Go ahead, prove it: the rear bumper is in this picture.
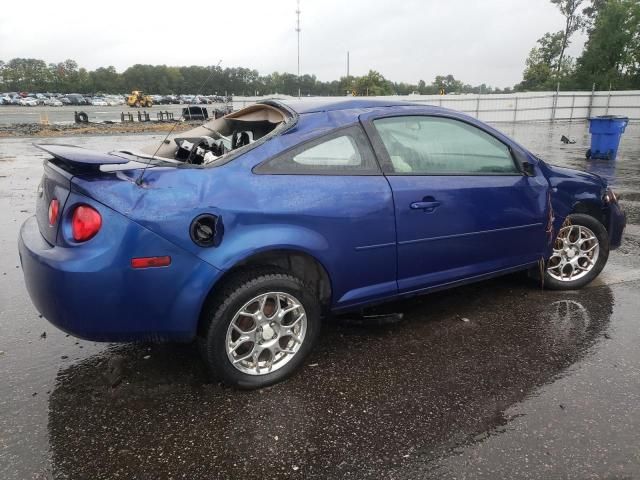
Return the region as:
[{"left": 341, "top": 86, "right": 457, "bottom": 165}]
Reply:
[
  {"left": 608, "top": 201, "right": 626, "bottom": 249},
  {"left": 19, "top": 214, "right": 222, "bottom": 342}
]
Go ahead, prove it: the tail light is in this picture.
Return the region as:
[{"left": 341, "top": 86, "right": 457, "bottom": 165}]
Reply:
[
  {"left": 131, "top": 256, "right": 172, "bottom": 269},
  {"left": 72, "top": 205, "right": 102, "bottom": 242},
  {"left": 48, "top": 199, "right": 59, "bottom": 225}
]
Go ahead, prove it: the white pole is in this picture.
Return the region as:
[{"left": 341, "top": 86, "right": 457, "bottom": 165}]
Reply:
[
  {"left": 347, "top": 51, "right": 350, "bottom": 79},
  {"left": 296, "top": 0, "right": 301, "bottom": 98}
]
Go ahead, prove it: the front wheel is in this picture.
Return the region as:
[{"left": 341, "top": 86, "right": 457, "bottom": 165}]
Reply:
[
  {"left": 544, "top": 213, "right": 609, "bottom": 290},
  {"left": 199, "top": 269, "right": 320, "bottom": 389}
]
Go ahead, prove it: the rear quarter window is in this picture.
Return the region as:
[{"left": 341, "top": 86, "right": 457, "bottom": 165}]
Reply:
[{"left": 255, "top": 126, "right": 380, "bottom": 175}]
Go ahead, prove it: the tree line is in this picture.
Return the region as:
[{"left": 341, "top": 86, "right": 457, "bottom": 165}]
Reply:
[
  {"left": 1, "top": 0, "right": 637, "bottom": 96},
  {"left": 0, "top": 59, "right": 509, "bottom": 97}
]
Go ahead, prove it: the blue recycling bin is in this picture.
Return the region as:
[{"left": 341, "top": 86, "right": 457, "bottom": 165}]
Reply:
[{"left": 587, "top": 115, "right": 629, "bottom": 160}]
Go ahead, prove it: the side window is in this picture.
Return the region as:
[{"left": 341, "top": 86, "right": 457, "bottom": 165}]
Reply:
[
  {"left": 373, "top": 116, "right": 518, "bottom": 175},
  {"left": 256, "top": 126, "right": 380, "bottom": 175},
  {"left": 293, "top": 136, "right": 361, "bottom": 167}
]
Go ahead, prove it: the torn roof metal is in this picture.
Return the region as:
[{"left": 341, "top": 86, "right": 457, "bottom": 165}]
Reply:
[{"left": 269, "top": 98, "right": 427, "bottom": 114}]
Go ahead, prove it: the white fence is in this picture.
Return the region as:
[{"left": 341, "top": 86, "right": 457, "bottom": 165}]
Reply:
[{"left": 231, "top": 90, "right": 640, "bottom": 123}]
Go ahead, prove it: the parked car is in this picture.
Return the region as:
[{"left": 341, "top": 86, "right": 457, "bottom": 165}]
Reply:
[
  {"left": 64, "top": 94, "right": 88, "bottom": 106},
  {"left": 104, "top": 95, "right": 124, "bottom": 106},
  {"left": 19, "top": 97, "right": 39, "bottom": 106},
  {"left": 33, "top": 93, "right": 48, "bottom": 105},
  {"left": 179, "top": 94, "right": 196, "bottom": 104},
  {"left": 91, "top": 97, "right": 108, "bottom": 106},
  {"left": 44, "top": 98, "right": 63, "bottom": 107},
  {"left": 194, "top": 95, "right": 212, "bottom": 104},
  {"left": 150, "top": 95, "right": 168, "bottom": 105},
  {"left": 18, "top": 99, "right": 626, "bottom": 389}
]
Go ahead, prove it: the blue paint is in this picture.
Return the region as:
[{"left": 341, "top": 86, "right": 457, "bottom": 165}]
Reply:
[
  {"left": 19, "top": 100, "right": 626, "bottom": 342},
  {"left": 35, "top": 144, "right": 130, "bottom": 166}
]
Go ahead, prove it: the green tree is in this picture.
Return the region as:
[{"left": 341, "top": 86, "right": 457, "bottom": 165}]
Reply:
[
  {"left": 50, "top": 59, "right": 83, "bottom": 93},
  {"left": 432, "top": 74, "right": 463, "bottom": 94},
  {"left": 353, "top": 70, "right": 393, "bottom": 96},
  {"left": 551, "top": 0, "right": 585, "bottom": 76},
  {"left": 582, "top": 0, "right": 608, "bottom": 32},
  {"left": 518, "top": 32, "right": 568, "bottom": 90},
  {"left": 2, "top": 58, "right": 53, "bottom": 91},
  {"left": 89, "top": 66, "right": 121, "bottom": 93},
  {"left": 574, "top": 0, "right": 640, "bottom": 89}
]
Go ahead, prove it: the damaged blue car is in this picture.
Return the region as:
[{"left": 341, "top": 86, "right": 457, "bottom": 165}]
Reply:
[{"left": 19, "top": 99, "right": 626, "bottom": 388}]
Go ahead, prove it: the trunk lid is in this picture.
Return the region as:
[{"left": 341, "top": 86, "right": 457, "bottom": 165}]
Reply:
[
  {"left": 34, "top": 144, "right": 130, "bottom": 245},
  {"left": 35, "top": 161, "right": 72, "bottom": 245}
]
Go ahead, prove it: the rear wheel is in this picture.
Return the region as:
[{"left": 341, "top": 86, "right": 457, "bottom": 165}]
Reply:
[
  {"left": 199, "top": 269, "right": 320, "bottom": 389},
  {"left": 544, "top": 213, "right": 609, "bottom": 290}
]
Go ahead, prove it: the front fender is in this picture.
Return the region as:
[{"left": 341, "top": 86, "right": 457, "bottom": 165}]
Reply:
[{"left": 540, "top": 162, "right": 606, "bottom": 224}]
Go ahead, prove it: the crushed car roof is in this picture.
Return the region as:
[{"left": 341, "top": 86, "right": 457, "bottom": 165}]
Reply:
[{"left": 270, "top": 98, "right": 427, "bottom": 114}]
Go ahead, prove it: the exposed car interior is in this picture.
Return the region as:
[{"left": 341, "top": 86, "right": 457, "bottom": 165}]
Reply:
[{"left": 138, "top": 103, "right": 290, "bottom": 165}]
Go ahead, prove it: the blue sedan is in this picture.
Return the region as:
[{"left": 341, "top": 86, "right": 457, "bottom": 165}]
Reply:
[{"left": 18, "top": 99, "right": 626, "bottom": 388}]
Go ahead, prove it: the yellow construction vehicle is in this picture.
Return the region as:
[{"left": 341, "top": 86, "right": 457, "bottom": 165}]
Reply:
[{"left": 126, "top": 90, "right": 153, "bottom": 108}]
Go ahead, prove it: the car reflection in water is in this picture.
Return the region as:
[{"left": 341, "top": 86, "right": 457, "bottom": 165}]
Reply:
[{"left": 47, "top": 277, "right": 614, "bottom": 479}]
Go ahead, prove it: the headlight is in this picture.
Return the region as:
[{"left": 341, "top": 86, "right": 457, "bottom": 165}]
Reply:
[{"left": 604, "top": 188, "right": 618, "bottom": 204}]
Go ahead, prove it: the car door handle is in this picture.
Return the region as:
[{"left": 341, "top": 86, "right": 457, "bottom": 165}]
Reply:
[{"left": 410, "top": 201, "right": 441, "bottom": 211}]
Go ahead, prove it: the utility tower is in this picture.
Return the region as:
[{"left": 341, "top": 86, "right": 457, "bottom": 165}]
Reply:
[
  {"left": 296, "top": 0, "right": 301, "bottom": 98},
  {"left": 347, "top": 51, "right": 350, "bottom": 78}
]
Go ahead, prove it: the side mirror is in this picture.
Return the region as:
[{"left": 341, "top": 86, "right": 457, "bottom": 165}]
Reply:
[
  {"left": 511, "top": 148, "right": 535, "bottom": 176},
  {"left": 521, "top": 161, "right": 535, "bottom": 176}
]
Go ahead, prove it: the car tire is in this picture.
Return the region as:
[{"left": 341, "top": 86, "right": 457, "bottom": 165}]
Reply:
[
  {"left": 199, "top": 268, "right": 321, "bottom": 389},
  {"left": 544, "top": 213, "right": 609, "bottom": 290}
]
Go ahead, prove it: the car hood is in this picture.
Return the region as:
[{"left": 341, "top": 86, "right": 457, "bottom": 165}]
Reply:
[{"left": 539, "top": 160, "right": 607, "bottom": 188}]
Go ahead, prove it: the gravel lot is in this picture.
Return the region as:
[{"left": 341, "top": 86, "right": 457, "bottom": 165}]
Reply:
[
  {"left": 0, "top": 104, "right": 228, "bottom": 127},
  {"left": 1, "top": 122, "right": 639, "bottom": 479}
]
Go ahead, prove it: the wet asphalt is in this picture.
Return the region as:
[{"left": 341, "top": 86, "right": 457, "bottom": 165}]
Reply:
[{"left": 1, "top": 123, "right": 640, "bottom": 479}]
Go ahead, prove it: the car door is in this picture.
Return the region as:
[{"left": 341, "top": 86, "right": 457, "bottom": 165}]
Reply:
[
  {"left": 253, "top": 124, "right": 398, "bottom": 308},
  {"left": 362, "top": 113, "right": 549, "bottom": 294}
]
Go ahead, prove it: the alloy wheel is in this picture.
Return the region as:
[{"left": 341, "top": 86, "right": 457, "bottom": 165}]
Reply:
[
  {"left": 547, "top": 224, "right": 600, "bottom": 282},
  {"left": 225, "top": 292, "right": 307, "bottom": 375}
]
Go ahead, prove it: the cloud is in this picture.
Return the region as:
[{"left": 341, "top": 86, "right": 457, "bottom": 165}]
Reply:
[{"left": 0, "top": 0, "right": 586, "bottom": 88}]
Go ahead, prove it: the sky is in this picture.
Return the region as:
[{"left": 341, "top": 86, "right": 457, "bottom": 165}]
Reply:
[{"left": 0, "top": 0, "right": 587, "bottom": 88}]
